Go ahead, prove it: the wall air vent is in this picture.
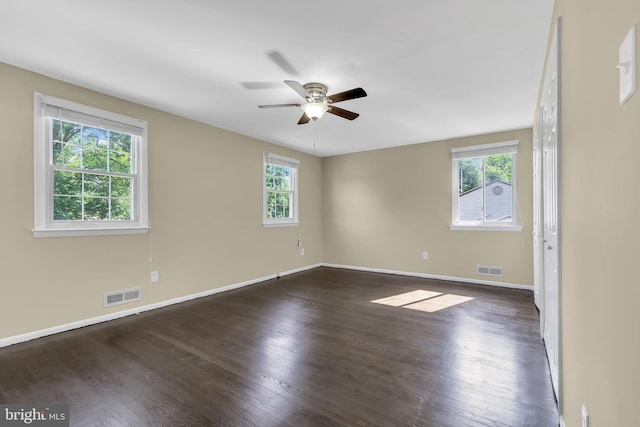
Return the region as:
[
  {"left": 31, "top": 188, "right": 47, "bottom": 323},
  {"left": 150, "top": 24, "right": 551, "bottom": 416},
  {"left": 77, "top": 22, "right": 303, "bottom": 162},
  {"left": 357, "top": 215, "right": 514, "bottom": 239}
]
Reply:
[
  {"left": 104, "top": 287, "right": 141, "bottom": 307},
  {"left": 476, "top": 265, "right": 504, "bottom": 277}
]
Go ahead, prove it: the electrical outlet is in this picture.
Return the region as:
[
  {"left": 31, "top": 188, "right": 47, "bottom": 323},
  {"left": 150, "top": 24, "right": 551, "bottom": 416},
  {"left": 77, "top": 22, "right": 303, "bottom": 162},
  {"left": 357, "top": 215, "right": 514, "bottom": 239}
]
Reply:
[
  {"left": 300, "top": 248, "right": 305, "bottom": 256},
  {"left": 150, "top": 271, "right": 159, "bottom": 283},
  {"left": 582, "top": 405, "right": 589, "bottom": 427},
  {"left": 422, "top": 251, "right": 429, "bottom": 260}
]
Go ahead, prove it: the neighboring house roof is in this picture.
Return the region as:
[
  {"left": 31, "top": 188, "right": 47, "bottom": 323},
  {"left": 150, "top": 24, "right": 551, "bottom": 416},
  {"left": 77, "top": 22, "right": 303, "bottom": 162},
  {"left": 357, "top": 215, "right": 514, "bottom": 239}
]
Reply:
[{"left": 459, "top": 180, "right": 512, "bottom": 221}]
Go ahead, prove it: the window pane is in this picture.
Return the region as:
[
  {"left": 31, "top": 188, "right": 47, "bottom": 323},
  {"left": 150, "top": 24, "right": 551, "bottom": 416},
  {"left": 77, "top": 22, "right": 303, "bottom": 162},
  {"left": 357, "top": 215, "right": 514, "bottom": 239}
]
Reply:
[
  {"left": 265, "top": 165, "right": 273, "bottom": 189},
  {"left": 266, "top": 164, "right": 291, "bottom": 191},
  {"left": 84, "top": 173, "right": 109, "bottom": 197},
  {"left": 458, "top": 158, "right": 482, "bottom": 194},
  {"left": 109, "top": 131, "right": 131, "bottom": 152},
  {"left": 279, "top": 170, "right": 292, "bottom": 191},
  {"left": 84, "top": 197, "right": 109, "bottom": 220},
  {"left": 82, "top": 125, "right": 108, "bottom": 148},
  {"left": 457, "top": 158, "right": 482, "bottom": 221},
  {"left": 111, "top": 177, "right": 131, "bottom": 198},
  {"left": 109, "top": 151, "right": 131, "bottom": 174},
  {"left": 485, "top": 154, "right": 512, "bottom": 184},
  {"left": 52, "top": 142, "right": 63, "bottom": 166},
  {"left": 53, "top": 171, "right": 82, "bottom": 196},
  {"left": 267, "top": 191, "right": 276, "bottom": 218},
  {"left": 111, "top": 198, "right": 132, "bottom": 220},
  {"left": 54, "top": 196, "right": 82, "bottom": 220},
  {"left": 277, "top": 192, "right": 291, "bottom": 218},
  {"left": 485, "top": 154, "right": 513, "bottom": 222},
  {"left": 267, "top": 190, "right": 292, "bottom": 219},
  {"left": 53, "top": 142, "right": 82, "bottom": 167},
  {"left": 52, "top": 120, "right": 81, "bottom": 143},
  {"left": 83, "top": 146, "right": 108, "bottom": 171}
]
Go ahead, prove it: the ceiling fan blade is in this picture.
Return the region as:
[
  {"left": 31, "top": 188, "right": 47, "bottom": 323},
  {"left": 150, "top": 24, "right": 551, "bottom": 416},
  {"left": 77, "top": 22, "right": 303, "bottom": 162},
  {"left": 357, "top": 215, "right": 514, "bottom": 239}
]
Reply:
[
  {"left": 267, "top": 50, "right": 299, "bottom": 76},
  {"left": 285, "top": 80, "right": 312, "bottom": 101},
  {"left": 242, "top": 82, "right": 284, "bottom": 90},
  {"left": 327, "top": 87, "right": 367, "bottom": 103},
  {"left": 258, "top": 103, "right": 302, "bottom": 108},
  {"left": 297, "top": 114, "right": 311, "bottom": 125},
  {"left": 327, "top": 105, "right": 360, "bottom": 120}
]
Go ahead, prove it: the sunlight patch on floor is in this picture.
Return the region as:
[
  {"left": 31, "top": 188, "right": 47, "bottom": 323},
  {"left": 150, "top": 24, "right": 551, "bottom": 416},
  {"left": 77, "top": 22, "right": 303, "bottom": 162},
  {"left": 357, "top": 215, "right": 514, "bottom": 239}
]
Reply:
[
  {"left": 404, "top": 293, "right": 474, "bottom": 313},
  {"left": 371, "top": 290, "right": 442, "bottom": 306},
  {"left": 371, "top": 290, "right": 474, "bottom": 313}
]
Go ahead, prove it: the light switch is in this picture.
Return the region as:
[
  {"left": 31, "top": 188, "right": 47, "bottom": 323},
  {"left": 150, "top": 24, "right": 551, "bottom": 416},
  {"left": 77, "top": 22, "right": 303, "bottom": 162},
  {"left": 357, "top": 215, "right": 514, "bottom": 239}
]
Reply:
[{"left": 619, "top": 26, "right": 636, "bottom": 105}]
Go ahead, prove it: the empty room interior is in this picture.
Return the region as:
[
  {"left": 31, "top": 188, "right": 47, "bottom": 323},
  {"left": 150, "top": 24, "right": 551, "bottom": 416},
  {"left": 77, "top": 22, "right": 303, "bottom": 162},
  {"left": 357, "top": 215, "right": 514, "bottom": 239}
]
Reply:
[{"left": 0, "top": 1, "right": 639, "bottom": 426}]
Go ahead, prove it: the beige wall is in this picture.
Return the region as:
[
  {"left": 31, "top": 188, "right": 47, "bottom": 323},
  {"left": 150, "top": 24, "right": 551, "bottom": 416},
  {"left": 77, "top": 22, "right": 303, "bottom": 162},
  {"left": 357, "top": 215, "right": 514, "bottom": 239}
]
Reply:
[
  {"left": 544, "top": 1, "right": 640, "bottom": 426},
  {"left": 0, "top": 62, "right": 322, "bottom": 339},
  {"left": 322, "top": 128, "right": 534, "bottom": 286}
]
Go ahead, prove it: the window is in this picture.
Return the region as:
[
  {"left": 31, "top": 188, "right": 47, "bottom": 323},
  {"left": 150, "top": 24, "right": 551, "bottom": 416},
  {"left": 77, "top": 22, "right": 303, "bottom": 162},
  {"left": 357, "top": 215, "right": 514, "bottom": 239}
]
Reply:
[
  {"left": 451, "top": 140, "right": 521, "bottom": 231},
  {"left": 263, "top": 152, "right": 299, "bottom": 226},
  {"left": 33, "top": 93, "right": 148, "bottom": 237}
]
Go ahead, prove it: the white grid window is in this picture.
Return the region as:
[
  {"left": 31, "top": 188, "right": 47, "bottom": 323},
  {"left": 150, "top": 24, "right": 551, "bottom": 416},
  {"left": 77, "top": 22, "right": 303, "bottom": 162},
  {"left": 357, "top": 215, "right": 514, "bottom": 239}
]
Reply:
[
  {"left": 33, "top": 93, "right": 148, "bottom": 237},
  {"left": 451, "top": 141, "right": 522, "bottom": 231},
  {"left": 263, "top": 152, "right": 299, "bottom": 227}
]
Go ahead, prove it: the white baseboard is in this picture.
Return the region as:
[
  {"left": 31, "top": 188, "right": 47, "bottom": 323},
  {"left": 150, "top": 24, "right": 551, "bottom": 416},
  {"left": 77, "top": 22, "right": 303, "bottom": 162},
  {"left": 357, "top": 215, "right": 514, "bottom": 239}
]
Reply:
[
  {"left": 0, "top": 263, "right": 322, "bottom": 349},
  {"left": 0, "top": 262, "right": 526, "bottom": 349},
  {"left": 278, "top": 263, "right": 322, "bottom": 278},
  {"left": 321, "top": 263, "right": 533, "bottom": 291}
]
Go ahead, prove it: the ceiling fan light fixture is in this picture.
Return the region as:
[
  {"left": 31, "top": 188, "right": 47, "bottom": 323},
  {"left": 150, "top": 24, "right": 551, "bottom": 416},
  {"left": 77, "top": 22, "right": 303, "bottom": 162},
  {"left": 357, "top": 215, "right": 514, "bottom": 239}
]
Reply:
[{"left": 301, "top": 103, "right": 328, "bottom": 121}]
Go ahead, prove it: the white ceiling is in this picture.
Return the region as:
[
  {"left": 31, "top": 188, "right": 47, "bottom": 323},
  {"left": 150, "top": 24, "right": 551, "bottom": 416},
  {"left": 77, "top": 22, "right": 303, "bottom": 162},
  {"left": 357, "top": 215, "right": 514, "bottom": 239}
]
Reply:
[{"left": 0, "top": 0, "right": 553, "bottom": 157}]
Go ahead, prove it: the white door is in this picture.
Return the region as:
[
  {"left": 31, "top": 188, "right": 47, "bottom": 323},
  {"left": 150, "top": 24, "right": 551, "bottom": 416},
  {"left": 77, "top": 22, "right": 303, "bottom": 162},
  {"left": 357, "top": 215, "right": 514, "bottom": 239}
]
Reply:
[{"left": 540, "top": 19, "right": 561, "bottom": 399}]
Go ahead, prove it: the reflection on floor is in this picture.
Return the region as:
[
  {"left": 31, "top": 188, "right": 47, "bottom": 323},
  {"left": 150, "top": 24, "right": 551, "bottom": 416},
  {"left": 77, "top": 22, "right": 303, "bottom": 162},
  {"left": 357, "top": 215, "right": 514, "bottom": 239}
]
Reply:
[{"left": 371, "top": 289, "right": 474, "bottom": 313}]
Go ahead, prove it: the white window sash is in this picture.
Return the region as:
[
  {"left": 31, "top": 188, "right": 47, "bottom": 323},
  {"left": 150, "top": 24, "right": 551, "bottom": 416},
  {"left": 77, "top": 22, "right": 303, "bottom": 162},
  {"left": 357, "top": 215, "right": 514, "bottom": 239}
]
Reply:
[{"left": 33, "top": 92, "right": 149, "bottom": 237}]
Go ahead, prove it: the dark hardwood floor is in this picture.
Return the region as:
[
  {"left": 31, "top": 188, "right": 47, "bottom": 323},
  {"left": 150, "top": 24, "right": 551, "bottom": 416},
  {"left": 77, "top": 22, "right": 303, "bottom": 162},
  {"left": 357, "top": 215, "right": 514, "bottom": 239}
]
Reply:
[{"left": 0, "top": 268, "right": 558, "bottom": 426}]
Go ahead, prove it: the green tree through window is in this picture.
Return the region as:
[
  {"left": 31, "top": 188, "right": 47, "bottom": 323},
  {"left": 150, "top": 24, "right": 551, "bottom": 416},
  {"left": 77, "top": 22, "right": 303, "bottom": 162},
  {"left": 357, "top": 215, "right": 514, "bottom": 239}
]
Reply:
[
  {"left": 458, "top": 153, "right": 512, "bottom": 194},
  {"left": 52, "top": 119, "right": 133, "bottom": 221},
  {"left": 265, "top": 164, "right": 292, "bottom": 219}
]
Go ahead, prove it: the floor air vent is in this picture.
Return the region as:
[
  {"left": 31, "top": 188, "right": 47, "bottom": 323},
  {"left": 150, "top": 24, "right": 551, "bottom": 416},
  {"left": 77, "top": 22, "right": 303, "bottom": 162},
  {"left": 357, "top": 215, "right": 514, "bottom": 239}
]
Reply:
[
  {"left": 104, "top": 288, "right": 141, "bottom": 307},
  {"left": 476, "top": 265, "right": 504, "bottom": 277}
]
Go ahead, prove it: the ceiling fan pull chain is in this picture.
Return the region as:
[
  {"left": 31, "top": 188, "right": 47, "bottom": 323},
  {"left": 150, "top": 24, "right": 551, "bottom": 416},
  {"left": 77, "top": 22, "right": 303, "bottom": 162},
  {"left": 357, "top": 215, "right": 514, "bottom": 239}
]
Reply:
[{"left": 313, "top": 125, "right": 317, "bottom": 153}]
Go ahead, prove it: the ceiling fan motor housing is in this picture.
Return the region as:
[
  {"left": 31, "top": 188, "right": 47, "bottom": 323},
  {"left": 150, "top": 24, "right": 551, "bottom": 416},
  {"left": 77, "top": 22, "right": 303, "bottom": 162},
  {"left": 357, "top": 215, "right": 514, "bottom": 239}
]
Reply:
[{"left": 303, "top": 83, "right": 328, "bottom": 102}]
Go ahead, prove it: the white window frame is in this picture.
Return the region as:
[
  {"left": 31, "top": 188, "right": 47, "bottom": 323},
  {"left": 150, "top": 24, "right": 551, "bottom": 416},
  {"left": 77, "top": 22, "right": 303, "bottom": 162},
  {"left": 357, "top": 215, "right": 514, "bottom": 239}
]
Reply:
[
  {"left": 450, "top": 140, "right": 522, "bottom": 232},
  {"left": 263, "top": 151, "right": 299, "bottom": 227},
  {"left": 33, "top": 93, "right": 149, "bottom": 237}
]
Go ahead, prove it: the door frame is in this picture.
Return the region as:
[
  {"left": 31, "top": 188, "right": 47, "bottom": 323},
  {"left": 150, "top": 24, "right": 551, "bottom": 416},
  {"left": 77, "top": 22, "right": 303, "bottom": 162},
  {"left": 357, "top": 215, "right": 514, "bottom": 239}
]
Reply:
[{"left": 533, "top": 108, "right": 544, "bottom": 324}]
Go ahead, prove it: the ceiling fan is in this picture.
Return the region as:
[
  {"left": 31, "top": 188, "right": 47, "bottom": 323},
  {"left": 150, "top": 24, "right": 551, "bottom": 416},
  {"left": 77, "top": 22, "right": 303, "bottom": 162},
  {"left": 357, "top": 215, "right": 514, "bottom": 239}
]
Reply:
[{"left": 258, "top": 80, "right": 367, "bottom": 125}]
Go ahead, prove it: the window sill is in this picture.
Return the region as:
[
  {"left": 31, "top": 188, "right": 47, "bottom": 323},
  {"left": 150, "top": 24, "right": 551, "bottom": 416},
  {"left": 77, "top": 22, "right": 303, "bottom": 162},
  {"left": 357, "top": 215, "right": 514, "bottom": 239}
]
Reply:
[
  {"left": 262, "top": 222, "right": 299, "bottom": 228},
  {"left": 33, "top": 227, "right": 150, "bottom": 238},
  {"left": 449, "top": 224, "right": 523, "bottom": 232}
]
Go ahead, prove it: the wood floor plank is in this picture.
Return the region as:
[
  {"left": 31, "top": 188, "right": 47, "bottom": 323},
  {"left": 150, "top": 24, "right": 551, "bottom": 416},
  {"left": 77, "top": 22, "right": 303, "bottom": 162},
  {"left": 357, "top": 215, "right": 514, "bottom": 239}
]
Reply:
[{"left": 0, "top": 267, "right": 557, "bottom": 426}]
